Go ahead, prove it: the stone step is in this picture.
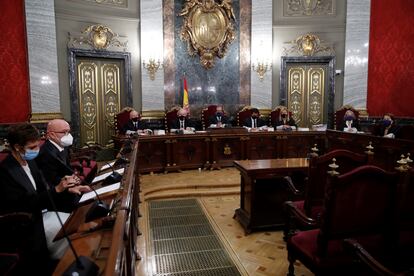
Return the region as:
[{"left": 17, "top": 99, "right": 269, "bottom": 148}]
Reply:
[
  {"left": 144, "top": 186, "right": 240, "bottom": 201},
  {"left": 143, "top": 182, "right": 240, "bottom": 197}
]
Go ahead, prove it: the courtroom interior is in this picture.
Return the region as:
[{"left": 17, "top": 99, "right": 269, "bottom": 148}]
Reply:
[{"left": 1, "top": 0, "right": 414, "bottom": 275}]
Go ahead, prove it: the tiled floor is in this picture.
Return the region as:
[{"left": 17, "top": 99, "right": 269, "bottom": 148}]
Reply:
[{"left": 136, "top": 169, "right": 314, "bottom": 276}]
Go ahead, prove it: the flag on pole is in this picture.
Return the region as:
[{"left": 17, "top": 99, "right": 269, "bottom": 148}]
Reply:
[{"left": 182, "top": 76, "right": 189, "bottom": 113}]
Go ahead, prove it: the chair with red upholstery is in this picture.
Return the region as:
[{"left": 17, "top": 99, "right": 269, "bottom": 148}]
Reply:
[
  {"left": 69, "top": 143, "right": 101, "bottom": 184},
  {"left": 201, "top": 105, "right": 218, "bottom": 130},
  {"left": 334, "top": 105, "right": 360, "bottom": 131},
  {"left": 269, "top": 105, "right": 293, "bottom": 127},
  {"left": 284, "top": 149, "right": 372, "bottom": 240},
  {"left": 115, "top": 107, "right": 135, "bottom": 134},
  {"left": 236, "top": 106, "right": 253, "bottom": 126},
  {"left": 287, "top": 165, "right": 400, "bottom": 276},
  {"left": 164, "top": 106, "right": 181, "bottom": 132}
]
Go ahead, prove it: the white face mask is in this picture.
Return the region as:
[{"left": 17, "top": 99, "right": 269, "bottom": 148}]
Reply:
[{"left": 60, "top": 133, "right": 73, "bottom": 147}]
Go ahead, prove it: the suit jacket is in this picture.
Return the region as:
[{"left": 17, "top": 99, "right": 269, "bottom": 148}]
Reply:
[
  {"left": 274, "top": 118, "right": 297, "bottom": 129},
  {"left": 0, "top": 154, "right": 63, "bottom": 274},
  {"left": 208, "top": 115, "right": 229, "bottom": 126},
  {"left": 243, "top": 117, "right": 266, "bottom": 128},
  {"left": 122, "top": 119, "right": 147, "bottom": 133},
  {"left": 36, "top": 140, "right": 78, "bottom": 211},
  {"left": 377, "top": 123, "right": 400, "bottom": 137},
  {"left": 171, "top": 118, "right": 195, "bottom": 130}
]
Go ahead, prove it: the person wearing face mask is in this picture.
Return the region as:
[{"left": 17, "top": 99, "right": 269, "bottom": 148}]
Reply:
[
  {"left": 243, "top": 108, "right": 267, "bottom": 130},
  {"left": 377, "top": 113, "right": 400, "bottom": 138},
  {"left": 209, "top": 106, "right": 229, "bottom": 128},
  {"left": 274, "top": 107, "right": 297, "bottom": 130},
  {"left": 171, "top": 108, "right": 195, "bottom": 132},
  {"left": 0, "top": 123, "right": 91, "bottom": 275},
  {"left": 122, "top": 110, "right": 147, "bottom": 134},
  {"left": 342, "top": 110, "right": 359, "bottom": 133}
]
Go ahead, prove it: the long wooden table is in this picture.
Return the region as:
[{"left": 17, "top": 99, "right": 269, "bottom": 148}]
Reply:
[
  {"left": 53, "top": 141, "right": 140, "bottom": 276},
  {"left": 233, "top": 158, "right": 309, "bottom": 234}
]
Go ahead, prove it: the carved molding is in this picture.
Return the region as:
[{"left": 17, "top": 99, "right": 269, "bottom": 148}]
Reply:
[
  {"left": 283, "top": 34, "right": 334, "bottom": 57},
  {"left": 69, "top": 0, "right": 127, "bottom": 8},
  {"left": 30, "top": 112, "right": 64, "bottom": 123},
  {"left": 179, "top": 0, "right": 236, "bottom": 69},
  {"left": 283, "top": 0, "right": 335, "bottom": 17},
  {"left": 68, "top": 24, "right": 128, "bottom": 51}
]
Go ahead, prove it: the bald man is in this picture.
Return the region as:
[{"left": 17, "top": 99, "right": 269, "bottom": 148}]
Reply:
[
  {"left": 35, "top": 119, "right": 81, "bottom": 211},
  {"left": 122, "top": 110, "right": 147, "bottom": 134},
  {"left": 171, "top": 108, "right": 195, "bottom": 132}
]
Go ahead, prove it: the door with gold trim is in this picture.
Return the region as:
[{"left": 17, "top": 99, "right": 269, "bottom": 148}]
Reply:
[
  {"left": 286, "top": 63, "right": 329, "bottom": 128},
  {"left": 76, "top": 57, "right": 124, "bottom": 145}
]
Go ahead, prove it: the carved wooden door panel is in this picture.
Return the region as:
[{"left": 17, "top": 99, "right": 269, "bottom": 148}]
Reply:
[
  {"left": 76, "top": 58, "right": 123, "bottom": 145},
  {"left": 286, "top": 63, "right": 328, "bottom": 127}
]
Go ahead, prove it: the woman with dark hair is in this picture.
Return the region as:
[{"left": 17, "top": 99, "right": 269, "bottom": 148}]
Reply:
[
  {"left": 0, "top": 123, "right": 90, "bottom": 275},
  {"left": 377, "top": 113, "right": 400, "bottom": 138}
]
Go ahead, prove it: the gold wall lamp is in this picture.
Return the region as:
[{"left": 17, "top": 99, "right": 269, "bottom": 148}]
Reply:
[
  {"left": 143, "top": 58, "right": 163, "bottom": 81},
  {"left": 252, "top": 61, "right": 272, "bottom": 81}
]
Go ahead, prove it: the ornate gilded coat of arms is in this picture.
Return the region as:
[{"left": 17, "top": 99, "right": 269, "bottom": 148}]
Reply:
[{"left": 179, "top": 0, "right": 236, "bottom": 69}]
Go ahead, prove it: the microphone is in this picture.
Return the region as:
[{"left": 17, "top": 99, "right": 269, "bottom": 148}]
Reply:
[
  {"left": 102, "top": 161, "right": 122, "bottom": 186},
  {"left": 84, "top": 184, "right": 110, "bottom": 223},
  {"left": 41, "top": 175, "right": 99, "bottom": 276}
]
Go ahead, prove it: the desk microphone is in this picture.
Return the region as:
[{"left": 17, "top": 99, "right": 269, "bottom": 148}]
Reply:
[
  {"left": 84, "top": 183, "right": 110, "bottom": 223},
  {"left": 102, "top": 161, "right": 122, "bottom": 186},
  {"left": 41, "top": 175, "right": 99, "bottom": 276}
]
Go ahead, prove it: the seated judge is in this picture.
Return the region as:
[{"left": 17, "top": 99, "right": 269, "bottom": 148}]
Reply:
[
  {"left": 0, "top": 123, "right": 90, "bottom": 274},
  {"left": 170, "top": 108, "right": 195, "bottom": 132},
  {"left": 342, "top": 110, "right": 359, "bottom": 133},
  {"left": 378, "top": 113, "right": 400, "bottom": 138},
  {"left": 209, "top": 106, "right": 229, "bottom": 128},
  {"left": 243, "top": 108, "right": 267, "bottom": 131},
  {"left": 274, "top": 107, "right": 297, "bottom": 130},
  {"left": 122, "top": 110, "right": 147, "bottom": 134}
]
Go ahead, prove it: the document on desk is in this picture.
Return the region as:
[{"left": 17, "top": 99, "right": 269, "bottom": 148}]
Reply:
[
  {"left": 91, "top": 168, "right": 125, "bottom": 184},
  {"left": 99, "top": 161, "right": 116, "bottom": 172},
  {"left": 79, "top": 182, "right": 121, "bottom": 203}
]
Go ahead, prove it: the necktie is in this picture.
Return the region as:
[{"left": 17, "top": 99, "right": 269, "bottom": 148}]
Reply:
[
  {"left": 253, "top": 119, "right": 256, "bottom": 128},
  {"left": 134, "top": 122, "right": 138, "bottom": 130},
  {"left": 180, "top": 120, "right": 184, "bottom": 129}
]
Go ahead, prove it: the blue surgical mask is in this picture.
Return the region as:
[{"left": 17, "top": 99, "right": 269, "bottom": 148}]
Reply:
[
  {"left": 383, "top": 119, "right": 392, "bottom": 127},
  {"left": 216, "top": 112, "right": 223, "bottom": 117},
  {"left": 20, "top": 149, "right": 40, "bottom": 160}
]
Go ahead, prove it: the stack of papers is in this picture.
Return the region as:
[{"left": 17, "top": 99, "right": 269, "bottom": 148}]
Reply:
[
  {"left": 91, "top": 168, "right": 125, "bottom": 184},
  {"left": 79, "top": 182, "right": 121, "bottom": 203}
]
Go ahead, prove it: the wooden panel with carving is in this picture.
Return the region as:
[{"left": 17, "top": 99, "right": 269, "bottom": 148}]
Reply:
[
  {"left": 307, "top": 67, "right": 324, "bottom": 126},
  {"left": 173, "top": 136, "right": 209, "bottom": 169},
  {"left": 288, "top": 67, "right": 305, "bottom": 126}
]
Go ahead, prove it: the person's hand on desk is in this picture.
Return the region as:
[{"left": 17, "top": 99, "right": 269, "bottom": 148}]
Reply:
[{"left": 68, "top": 185, "right": 91, "bottom": 195}]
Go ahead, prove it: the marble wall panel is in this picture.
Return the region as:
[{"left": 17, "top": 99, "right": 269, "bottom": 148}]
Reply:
[
  {"left": 25, "top": 0, "right": 61, "bottom": 113},
  {"left": 141, "top": 0, "right": 165, "bottom": 111},
  {"left": 343, "top": 0, "right": 371, "bottom": 109},
  {"left": 251, "top": 0, "right": 272, "bottom": 109},
  {"left": 172, "top": 0, "right": 241, "bottom": 118}
]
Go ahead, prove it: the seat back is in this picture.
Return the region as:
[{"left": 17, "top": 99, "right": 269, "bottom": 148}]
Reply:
[
  {"left": 236, "top": 106, "right": 253, "bottom": 126},
  {"left": 201, "top": 105, "right": 218, "bottom": 130},
  {"left": 304, "top": 149, "right": 369, "bottom": 216},
  {"left": 164, "top": 106, "right": 181, "bottom": 132},
  {"left": 115, "top": 107, "right": 135, "bottom": 134},
  {"left": 397, "top": 125, "right": 414, "bottom": 140},
  {"left": 318, "top": 165, "right": 398, "bottom": 254},
  {"left": 334, "top": 105, "right": 360, "bottom": 130}
]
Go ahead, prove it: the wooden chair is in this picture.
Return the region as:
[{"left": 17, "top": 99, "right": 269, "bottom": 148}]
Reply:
[
  {"left": 284, "top": 149, "right": 372, "bottom": 240},
  {"left": 201, "top": 105, "right": 218, "bottom": 130},
  {"left": 164, "top": 106, "right": 181, "bottom": 132},
  {"left": 334, "top": 105, "right": 360, "bottom": 131},
  {"left": 115, "top": 107, "right": 135, "bottom": 134},
  {"left": 236, "top": 106, "right": 253, "bottom": 126},
  {"left": 287, "top": 165, "right": 400, "bottom": 276}
]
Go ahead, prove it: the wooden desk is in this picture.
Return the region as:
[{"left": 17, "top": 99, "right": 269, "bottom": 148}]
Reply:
[
  {"left": 54, "top": 141, "right": 140, "bottom": 276},
  {"left": 233, "top": 158, "right": 309, "bottom": 234}
]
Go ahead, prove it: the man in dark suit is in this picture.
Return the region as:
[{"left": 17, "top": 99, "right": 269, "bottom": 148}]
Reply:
[
  {"left": 0, "top": 123, "right": 90, "bottom": 275},
  {"left": 243, "top": 108, "right": 267, "bottom": 129},
  {"left": 36, "top": 119, "right": 81, "bottom": 212},
  {"left": 208, "top": 106, "right": 229, "bottom": 128},
  {"left": 122, "top": 110, "right": 147, "bottom": 134},
  {"left": 171, "top": 108, "right": 195, "bottom": 132}
]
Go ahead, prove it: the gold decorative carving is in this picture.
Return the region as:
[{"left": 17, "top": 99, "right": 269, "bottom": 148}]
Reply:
[
  {"left": 307, "top": 67, "right": 324, "bottom": 125},
  {"left": 283, "top": 34, "right": 334, "bottom": 57},
  {"left": 288, "top": 68, "right": 305, "bottom": 126},
  {"left": 143, "top": 59, "right": 163, "bottom": 80},
  {"left": 68, "top": 25, "right": 128, "bottom": 51},
  {"left": 101, "top": 64, "right": 120, "bottom": 143},
  {"left": 283, "top": 0, "right": 335, "bottom": 16},
  {"left": 179, "top": 0, "right": 236, "bottom": 69},
  {"left": 223, "top": 143, "right": 232, "bottom": 155},
  {"left": 79, "top": 62, "right": 98, "bottom": 145},
  {"left": 142, "top": 110, "right": 165, "bottom": 120},
  {"left": 30, "top": 112, "right": 63, "bottom": 123},
  {"left": 70, "top": 0, "right": 127, "bottom": 8}
]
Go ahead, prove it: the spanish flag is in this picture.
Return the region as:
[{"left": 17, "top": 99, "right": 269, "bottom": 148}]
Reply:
[{"left": 183, "top": 77, "right": 189, "bottom": 112}]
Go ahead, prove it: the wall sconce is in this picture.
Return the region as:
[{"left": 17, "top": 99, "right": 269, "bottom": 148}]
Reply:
[
  {"left": 143, "top": 58, "right": 163, "bottom": 80},
  {"left": 252, "top": 61, "right": 272, "bottom": 81}
]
